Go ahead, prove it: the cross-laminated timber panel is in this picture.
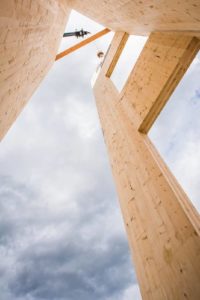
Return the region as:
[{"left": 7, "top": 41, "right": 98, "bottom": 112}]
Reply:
[
  {"left": 69, "top": 0, "right": 200, "bottom": 36},
  {"left": 93, "top": 32, "right": 200, "bottom": 299},
  {"left": 120, "top": 33, "right": 200, "bottom": 133},
  {"left": 0, "top": 0, "right": 70, "bottom": 140}
]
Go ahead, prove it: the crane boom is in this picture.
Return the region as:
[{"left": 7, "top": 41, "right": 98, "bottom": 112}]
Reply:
[{"left": 63, "top": 29, "right": 90, "bottom": 38}]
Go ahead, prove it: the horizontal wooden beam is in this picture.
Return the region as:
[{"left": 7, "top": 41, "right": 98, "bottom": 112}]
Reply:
[{"left": 55, "top": 28, "right": 111, "bottom": 61}]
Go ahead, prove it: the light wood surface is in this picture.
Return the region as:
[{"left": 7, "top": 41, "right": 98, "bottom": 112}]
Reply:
[
  {"left": 93, "top": 32, "right": 200, "bottom": 299},
  {"left": 0, "top": 0, "right": 70, "bottom": 139},
  {"left": 120, "top": 33, "right": 200, "bottom": 133},
  {"left": 69, "top": 0, "right": 200, "bottom": 36}
]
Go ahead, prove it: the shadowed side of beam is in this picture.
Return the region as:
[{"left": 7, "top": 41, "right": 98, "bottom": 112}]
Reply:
[{"left": 55, "top": 28, "right": 111, "bottom": 61}]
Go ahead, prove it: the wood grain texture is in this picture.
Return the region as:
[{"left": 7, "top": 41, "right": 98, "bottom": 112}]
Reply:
[
  {"left": 69, "top": 0, "right": 200, "bottom": 36},
  {"left": 93, "top": 32, "right": 200, "bottom": 299},
  {"left": 120, "top": 32, "right": 200, "bottom": 133},
  {"left": 0, "top": 0, "right": 70, "bottom": 140},
  {"left": 105, "top": 32, "right": 129, "bottom": 78}
]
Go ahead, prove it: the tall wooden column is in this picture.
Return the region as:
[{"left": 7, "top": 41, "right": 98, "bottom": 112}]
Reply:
[
  {"left": 0, "top": 0, "right": 70, "bottom": 140},
  {"left": 93, "top": 32, "right": 200, "bottom": 299}
]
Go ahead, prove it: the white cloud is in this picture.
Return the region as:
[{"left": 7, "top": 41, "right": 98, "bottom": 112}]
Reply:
[{"left": 121, "top": 284, "right": 142, "bottom": 300}]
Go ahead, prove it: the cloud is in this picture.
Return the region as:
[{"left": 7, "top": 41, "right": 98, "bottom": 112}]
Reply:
[{"left": 0, "top": 174, "right": 136, "bottom": 300}]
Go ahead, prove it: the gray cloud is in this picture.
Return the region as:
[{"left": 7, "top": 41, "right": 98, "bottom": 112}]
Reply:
[{"left": 0, "top": 174, "right": 136, "bottom": 300}]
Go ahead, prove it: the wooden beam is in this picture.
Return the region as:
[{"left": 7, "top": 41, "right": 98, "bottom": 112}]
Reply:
[
  {"left": 105, "top": 32, "right": 129, "bottom": 77},
  {"left": 55, "top": 28, "right": 111, "bottom": 61}
]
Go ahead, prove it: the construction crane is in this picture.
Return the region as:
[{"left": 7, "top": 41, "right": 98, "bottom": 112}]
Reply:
[{"left": 63, "top": 29, "right": 90, "bottom": 38}]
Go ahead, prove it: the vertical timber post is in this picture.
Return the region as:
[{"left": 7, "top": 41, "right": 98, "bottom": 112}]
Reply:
[
  {"left": 93, "top": 32, "right": 200, "bottom": 299},
  {"left": 0, "top": 1, "right": 70, "bottom": 140}
]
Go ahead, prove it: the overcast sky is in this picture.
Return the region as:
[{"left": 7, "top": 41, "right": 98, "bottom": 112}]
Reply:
[{"left": 0, "top": 10, "right": 199, "bottom": 300}]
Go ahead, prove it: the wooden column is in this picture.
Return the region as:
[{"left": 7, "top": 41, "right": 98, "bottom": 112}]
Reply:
[
  {"left": 0, "top": 0, "right": 70, "bottom": 140},
  {"left": 93, "top": 32, "right": 200, "bottom": 299}
]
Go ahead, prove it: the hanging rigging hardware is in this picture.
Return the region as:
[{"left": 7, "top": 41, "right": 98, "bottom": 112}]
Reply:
[
  {"left": 63, "top": 29, "right": 91, "bottom": 38},
  {"left": 55, "top": 28, "right": 111, "bottom": 61},
  {"left": 97, "top": 51, "right": 104, "bottom": 58}
]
